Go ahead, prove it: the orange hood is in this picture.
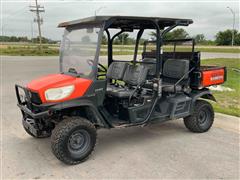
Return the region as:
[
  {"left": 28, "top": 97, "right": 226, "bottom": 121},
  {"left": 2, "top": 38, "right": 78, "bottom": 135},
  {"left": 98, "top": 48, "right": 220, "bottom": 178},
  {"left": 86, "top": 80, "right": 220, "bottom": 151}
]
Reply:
[{"left": 27, "top": 74, "right": 92, "bottom": 103}]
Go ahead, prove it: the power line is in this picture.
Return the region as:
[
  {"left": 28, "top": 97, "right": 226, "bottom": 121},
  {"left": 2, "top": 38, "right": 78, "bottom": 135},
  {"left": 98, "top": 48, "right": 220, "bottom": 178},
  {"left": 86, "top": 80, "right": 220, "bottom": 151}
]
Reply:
[{"left": 29, "top": 0, "right": 44, "bottom": 52}]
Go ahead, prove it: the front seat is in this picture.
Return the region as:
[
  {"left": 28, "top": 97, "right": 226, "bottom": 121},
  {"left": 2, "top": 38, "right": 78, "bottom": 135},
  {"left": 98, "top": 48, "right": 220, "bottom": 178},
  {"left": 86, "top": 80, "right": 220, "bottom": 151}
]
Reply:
[
  {"left": 106, "top": 62, "right": 128, "bottom": 92},
  {"left": 142, "top": 58, "right": 156, "bottom": 89},
  {"left": 107, "top": 64, "right": 149, "bottom": 98},
  {"left": 162, "top": 59, "right": 190, "bottom": 93}
]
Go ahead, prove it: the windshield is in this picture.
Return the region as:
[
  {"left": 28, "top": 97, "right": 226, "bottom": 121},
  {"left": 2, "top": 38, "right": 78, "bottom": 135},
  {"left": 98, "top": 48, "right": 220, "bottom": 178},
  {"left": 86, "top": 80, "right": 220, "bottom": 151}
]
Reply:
[{"left": 60, "top": 25, "right": 102, "bottom": 78}]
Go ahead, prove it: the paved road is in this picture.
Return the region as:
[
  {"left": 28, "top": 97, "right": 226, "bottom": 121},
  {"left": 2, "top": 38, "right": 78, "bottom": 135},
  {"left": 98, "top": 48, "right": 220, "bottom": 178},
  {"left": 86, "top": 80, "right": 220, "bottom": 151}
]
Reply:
[
  {"left": 1, "top": 51, "right": 240, "bottom": 64},
  {"left": 1, "top": 56, "right": 239, "bottom": 179},
  {"left": 201, "top": 52, "right": 239, "bottom": 59}
]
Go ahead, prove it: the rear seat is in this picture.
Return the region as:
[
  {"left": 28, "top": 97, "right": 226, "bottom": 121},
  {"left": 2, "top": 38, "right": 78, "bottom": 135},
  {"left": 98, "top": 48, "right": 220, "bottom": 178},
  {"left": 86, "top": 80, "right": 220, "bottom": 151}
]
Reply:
[
  {"left": 142, "top": 58, "right": 156, "bottom": 89},
  {"left": 162, "top": 59, "right": 190, "bottom": 93},
  {"left": 142, "top": 58, "right": 156, "bottom": 78},
  {"left": 107, "top": 64, "right": 148, "bottom": 98},
  {"left": 141, "top": 58, "right": 190, "bottom": 93}
]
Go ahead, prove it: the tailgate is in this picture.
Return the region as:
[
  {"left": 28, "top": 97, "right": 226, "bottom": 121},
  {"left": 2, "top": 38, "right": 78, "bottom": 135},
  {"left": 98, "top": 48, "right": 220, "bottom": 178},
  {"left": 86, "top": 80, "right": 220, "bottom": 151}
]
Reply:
[{"left": 191, "top": 66, "right": 227, "bottom": 88}]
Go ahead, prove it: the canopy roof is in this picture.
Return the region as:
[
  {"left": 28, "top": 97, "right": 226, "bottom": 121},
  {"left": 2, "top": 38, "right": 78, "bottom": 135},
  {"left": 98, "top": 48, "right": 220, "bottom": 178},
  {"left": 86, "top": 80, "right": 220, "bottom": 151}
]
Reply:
[{"left": 58, "top": 16, "right": 193, "bottom": 29}]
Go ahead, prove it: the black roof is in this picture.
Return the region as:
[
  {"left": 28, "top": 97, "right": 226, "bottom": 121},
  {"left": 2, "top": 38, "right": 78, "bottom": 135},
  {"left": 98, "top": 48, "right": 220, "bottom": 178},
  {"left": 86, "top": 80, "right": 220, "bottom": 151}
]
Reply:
[{"left": 58, "top": 16, "right": 193, "bottom": 29}]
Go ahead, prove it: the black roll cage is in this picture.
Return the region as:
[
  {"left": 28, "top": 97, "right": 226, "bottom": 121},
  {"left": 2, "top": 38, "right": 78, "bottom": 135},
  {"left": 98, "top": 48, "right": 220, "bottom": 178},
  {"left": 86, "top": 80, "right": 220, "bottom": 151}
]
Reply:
[
  {"left": 103, "top": 19, "right": 191, "bottom": 79},
  {"left": 58, "top": 16, "right": 193, "bottom": 79},
  {"left": 143, "top": 38, "right": 195, "bottom": 58}
]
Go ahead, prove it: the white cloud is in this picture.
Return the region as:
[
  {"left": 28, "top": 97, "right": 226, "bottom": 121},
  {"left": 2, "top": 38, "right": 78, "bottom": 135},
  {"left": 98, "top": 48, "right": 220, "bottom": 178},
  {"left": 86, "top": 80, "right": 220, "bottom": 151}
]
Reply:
[{"left": 2, "top": 0, "right": 239, "bottom": 40}]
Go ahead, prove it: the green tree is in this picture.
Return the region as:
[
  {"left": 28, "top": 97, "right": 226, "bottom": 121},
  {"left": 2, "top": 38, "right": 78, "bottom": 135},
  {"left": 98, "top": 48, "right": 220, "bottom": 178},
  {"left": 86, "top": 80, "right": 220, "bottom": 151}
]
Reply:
[
  {"left": 101, "top": 34, "right": 107, "bottom": 45},
  {"left": 215, "top": 29, "right": 239, "bottom": 45},
  {"left": 18, "top": 36, "right": 29, "bottom": 42},
  {"left": 194, "top": 34, "right": 206, "bottom": 44},
  {"left": 235, "top": 33, "right": 240, "bottom": 45},
  {"left": 9, "top": 36, "right": 18, "bottom": 42},
  {"left": 112, "top": 33, "right": 135, "bottom": 45},
  {"left": 117, "top": 33, "right": 129, "bottom": 44},
  {"left": 168, "top": 28, "right": 189, "bottom": 39},
  {"left": 139, "top": 38, "right": 148, "bottom": 45},
  {"left": 149, "top": 31, "right": 157, "bottom": 40},
  {"left": 150, "top": 28, "right": 189, "bottom": 40},
  {"left": 0, "top": 35, "right": 58, "bottom": 43},
  {"left": 31, "top": 36, "right": 57, "bottom": 44}
]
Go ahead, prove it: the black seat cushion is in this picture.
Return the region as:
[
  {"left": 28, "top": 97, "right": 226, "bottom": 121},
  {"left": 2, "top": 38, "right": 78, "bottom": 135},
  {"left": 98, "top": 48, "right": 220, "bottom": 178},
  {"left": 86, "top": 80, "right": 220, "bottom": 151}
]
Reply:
[
  {"left": 142, "top": 58, "right": 156, "bottom": 76},
  {"left": 163, "top": 59, "right": 189, "bottom": 79},
  {"left": 107, "top": 87, "right": 135, "bottom": 98},
  {"left": 106, "top": 84, "right": 123, "bottom": 94},
  {"left": 162, "top": 59, "right": 190, "bottom": 93},
  {"left": 123, "top": 65, "right": 148, "bottom": 86},
  {"left": 106, "top": 65, "right": 148, "bottom": 98},
  {"left": 106, "top": 62, "right": 127, "bottom": 95},
  {"left": 106, "top": 62, "right": 127, "bottom": 80},
  {"left": 162, "top": 82, "right": 182, "bottom": 93}
]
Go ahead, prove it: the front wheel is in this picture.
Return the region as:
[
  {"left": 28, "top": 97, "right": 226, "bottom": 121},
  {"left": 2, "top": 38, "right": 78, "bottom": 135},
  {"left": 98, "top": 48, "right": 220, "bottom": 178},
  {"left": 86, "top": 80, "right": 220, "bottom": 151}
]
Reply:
[
  {"left": 51, "top": 117, "right": 97, "bottom": 165},
  {"left": 184, "top": 100, "right": 214, "bottom": 133}
]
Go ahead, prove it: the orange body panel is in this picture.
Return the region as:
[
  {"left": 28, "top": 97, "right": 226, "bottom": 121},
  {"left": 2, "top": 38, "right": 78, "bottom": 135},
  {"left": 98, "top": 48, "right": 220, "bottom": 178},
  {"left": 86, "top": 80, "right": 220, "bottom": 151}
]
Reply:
[
  {"left": 27, "top": 74, "right": 92, "bottom": 103},
  {"left": 201, "top": 69, "right": 225, "bottom": 87}
]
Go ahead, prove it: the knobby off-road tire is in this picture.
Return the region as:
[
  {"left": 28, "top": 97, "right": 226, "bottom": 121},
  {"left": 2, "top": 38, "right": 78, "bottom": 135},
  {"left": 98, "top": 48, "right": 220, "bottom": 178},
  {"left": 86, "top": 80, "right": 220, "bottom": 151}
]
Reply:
[
  {"left": 51, "top": 117, "right": 97, "bottom": 165},
  {"left": 184, "top": 100, "right": 214, "bottom": 133},
  {"left": 22, "top": 119, "right": 51, "bottom": 138}
]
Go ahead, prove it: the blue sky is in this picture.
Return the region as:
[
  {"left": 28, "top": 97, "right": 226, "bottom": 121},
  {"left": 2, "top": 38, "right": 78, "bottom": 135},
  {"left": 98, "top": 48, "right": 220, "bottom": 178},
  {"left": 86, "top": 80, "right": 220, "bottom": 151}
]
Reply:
[{"left": 1, "top": 0, "right": 239, "bottom": 40}]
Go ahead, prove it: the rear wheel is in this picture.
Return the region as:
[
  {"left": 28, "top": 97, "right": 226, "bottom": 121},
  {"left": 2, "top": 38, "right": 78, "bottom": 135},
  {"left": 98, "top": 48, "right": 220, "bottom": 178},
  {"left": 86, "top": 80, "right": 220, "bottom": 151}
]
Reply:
[
  {"left": 51, "top": 117, "right": 96, "bottom": 165},
  {"left": 184, "top": 100, "right": 214, "bottom": 133}
]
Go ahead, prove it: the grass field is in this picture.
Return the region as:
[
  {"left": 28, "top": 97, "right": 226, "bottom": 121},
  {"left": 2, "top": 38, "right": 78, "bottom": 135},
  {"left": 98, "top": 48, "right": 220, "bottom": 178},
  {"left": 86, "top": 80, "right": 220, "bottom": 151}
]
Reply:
[
  {"left": 110, "top": 45, "right": 240, "bottom": 53},
  {"left": 201, "top": 58, "right": 240, "bottom": 117},
  {"left": 0, "top": 43, "right": 240, "bottom": 56}
]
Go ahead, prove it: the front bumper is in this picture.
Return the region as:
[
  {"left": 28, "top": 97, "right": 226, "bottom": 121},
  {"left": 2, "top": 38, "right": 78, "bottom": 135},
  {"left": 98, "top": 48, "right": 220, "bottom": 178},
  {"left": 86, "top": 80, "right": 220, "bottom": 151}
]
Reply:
[
  {"left": 17, "top": 104, "right": 50, "bottom": 119},
  {"left": 15, "top": 84, "right": 53, "bottom": 119}
]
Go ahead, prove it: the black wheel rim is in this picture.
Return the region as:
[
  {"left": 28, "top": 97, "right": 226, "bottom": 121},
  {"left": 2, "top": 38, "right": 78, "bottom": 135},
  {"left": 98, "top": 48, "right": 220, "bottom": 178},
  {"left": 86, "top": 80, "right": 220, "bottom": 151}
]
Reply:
[
  {"left": 67, "top": 129, "right": 91, "bottom": 157},
  {"left": 198, "top": 108, "right": 210, "bottom": 125}
]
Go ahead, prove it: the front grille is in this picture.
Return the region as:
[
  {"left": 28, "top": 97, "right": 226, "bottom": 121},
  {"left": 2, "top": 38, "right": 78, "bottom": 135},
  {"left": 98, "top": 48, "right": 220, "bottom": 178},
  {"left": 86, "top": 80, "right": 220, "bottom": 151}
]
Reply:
[
  {"left": 15, "top": 85, "right": 42, "bottom": 105},
  {"left": 29, "top": 91, "right": 42, "bottom": 105}
]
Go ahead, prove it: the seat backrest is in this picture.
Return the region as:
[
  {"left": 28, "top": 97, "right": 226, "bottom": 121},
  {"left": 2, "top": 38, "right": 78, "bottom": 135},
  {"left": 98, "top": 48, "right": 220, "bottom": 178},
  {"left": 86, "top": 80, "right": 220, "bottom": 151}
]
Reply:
[
  {"left": 142, "top": 58, "right": 156, "bottom": 76},
  {"left": 123, "top": 65, "right": 148, "bottom": 86},
  {"left": 106, "top": 62, "right": 127, "bottom": 80},
  {"left": 163, "top": 59, "right": 189, "bottom": 80}
]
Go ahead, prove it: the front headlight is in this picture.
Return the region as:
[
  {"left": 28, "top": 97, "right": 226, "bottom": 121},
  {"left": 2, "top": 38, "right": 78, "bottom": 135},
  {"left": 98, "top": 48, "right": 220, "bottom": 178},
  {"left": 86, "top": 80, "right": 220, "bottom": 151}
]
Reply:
[{"left": 45, "top": 85, "right": 74, "bottom": 101}]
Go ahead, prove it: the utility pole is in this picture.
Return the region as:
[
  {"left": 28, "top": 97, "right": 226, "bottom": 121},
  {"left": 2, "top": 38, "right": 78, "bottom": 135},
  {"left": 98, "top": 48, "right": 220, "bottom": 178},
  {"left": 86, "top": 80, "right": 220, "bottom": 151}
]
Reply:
[
  {"left": 227, "top": 7, "right": 235, "bottom": 46},
  {"left": 30, "top": 0, "right": 45, "bottom": 51},
  {"left": 30, "top": 20, "right": 34, "bottom": 43}
]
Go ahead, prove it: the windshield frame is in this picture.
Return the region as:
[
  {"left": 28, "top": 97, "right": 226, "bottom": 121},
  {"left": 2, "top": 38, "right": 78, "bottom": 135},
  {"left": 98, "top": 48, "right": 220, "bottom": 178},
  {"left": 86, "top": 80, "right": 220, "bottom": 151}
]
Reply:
[{"left": 59, "top": 23, "right": 104, "bottom": 79}]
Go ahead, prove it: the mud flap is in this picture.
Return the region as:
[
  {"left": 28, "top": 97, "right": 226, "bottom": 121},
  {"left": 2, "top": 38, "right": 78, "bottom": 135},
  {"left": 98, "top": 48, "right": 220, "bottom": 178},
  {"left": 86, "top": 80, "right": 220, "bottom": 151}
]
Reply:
[
  {"left": 23, "top": 118, "right": 39, "bottom": 136},
  {"left": 23, "top": 118, "right": 51, "bottom": 137}
]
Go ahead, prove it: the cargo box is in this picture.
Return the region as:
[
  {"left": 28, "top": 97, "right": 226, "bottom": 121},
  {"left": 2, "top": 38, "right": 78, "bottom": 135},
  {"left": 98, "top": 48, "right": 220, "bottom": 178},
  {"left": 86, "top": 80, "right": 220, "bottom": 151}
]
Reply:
[{"left": 191, "top": 66, "right": 227, "bottom": 89}]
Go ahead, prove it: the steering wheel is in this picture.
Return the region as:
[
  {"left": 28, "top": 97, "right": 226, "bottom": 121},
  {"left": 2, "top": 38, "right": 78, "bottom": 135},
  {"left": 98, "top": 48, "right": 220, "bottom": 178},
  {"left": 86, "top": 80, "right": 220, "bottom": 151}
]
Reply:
[
  {"left": 98, "top": 63, "right": 107, "bottom": 73},
  {"left": 87, "top": 59, "right": 107, "bottom": 78},
  {"left": 97, "top": 63, "right": 107, "bottom": 79}
]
